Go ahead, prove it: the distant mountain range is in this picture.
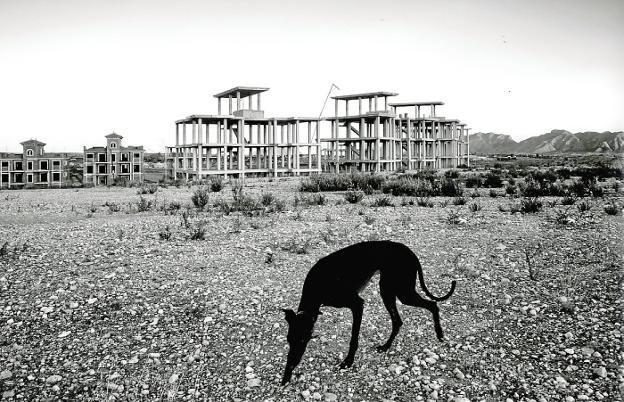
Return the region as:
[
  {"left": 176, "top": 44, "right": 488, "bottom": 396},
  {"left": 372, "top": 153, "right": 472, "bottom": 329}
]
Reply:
[{"left": 469, "top": 130, "right": 624, "bottom": 154}]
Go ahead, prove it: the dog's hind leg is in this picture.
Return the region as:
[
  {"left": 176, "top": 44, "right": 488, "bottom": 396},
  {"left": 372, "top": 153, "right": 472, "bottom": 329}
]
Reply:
[
  {"left": 376, "top": 279, "right": 403, "bottom": 352},
  {"left": 339, "top": 296, "right": 364, "bottom": 369},
  {"left": 398, "top": 290, "right": 444, "bottom": 340}
]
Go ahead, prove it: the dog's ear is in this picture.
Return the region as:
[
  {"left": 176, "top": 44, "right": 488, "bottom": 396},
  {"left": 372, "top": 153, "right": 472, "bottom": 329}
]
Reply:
[{"left": 281, "top": 309, "right": 296, "bottom": 323}]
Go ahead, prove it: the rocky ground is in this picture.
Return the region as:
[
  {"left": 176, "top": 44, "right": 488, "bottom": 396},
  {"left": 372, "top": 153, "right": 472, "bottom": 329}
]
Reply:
[{"left": 0, "top": 179, "right": 622, "bottom": 401}]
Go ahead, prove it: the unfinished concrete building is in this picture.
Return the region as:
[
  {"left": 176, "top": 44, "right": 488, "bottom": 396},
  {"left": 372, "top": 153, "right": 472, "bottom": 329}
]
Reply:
[
  {"left": 165, "top": 87, "right": 322, "bottom": 180},
  {"left": 323, "top": 92, "right": 470, "bottom": 173}
]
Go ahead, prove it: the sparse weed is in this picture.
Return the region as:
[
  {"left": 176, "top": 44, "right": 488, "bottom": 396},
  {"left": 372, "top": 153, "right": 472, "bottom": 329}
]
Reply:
[
  {"left": 561, "top": 196, "right": 576, "bottom": 206},
  {"left": 371, "top": 196, "right": 394, "bottom": 207},
  {"left": 137, "top": 184, "right": 158, "bottom": 195},
  {"left": 576, "top": 200, "right": 592, "bottom": 213},
  {"left": 520, "top": 197, "right": 542, "bottom": 214},
  {"left": 489, "top": 189, "right": 499, "bottom": 198},
  {"left": 417, "top": 197, "right": 434, "bottom": 208},
  {"left": 261, "top": 192, "right": 276, "bottom": 207},
  {"left": 188, "top": 222, "right": 207, "bottom": 240},
  {"left": 446, "top": 210, "right": 462, "bottom": 225},
  {"left": 453, "top": 196, "right": 467, "bottom": 206},
  {"left": 137, "top": 196, "right": 154, "bottom": 212},
  {"left": 105, "top": 201, "right": 121, "bottom": 213},
  {"left": 344, "top": 189, "right": 365, "bottom": 204},
  {"left": 603, "top": 200, "right": 621, "bottom": 216},
  {"left": 363, "top": 215, "right": 376, "bottom": 225},
  {"left": 469, "top": 202, "right": 482, "bottom": 212},
  {"left": 159, "top": 226, "right": 172, "bottom": 240}
]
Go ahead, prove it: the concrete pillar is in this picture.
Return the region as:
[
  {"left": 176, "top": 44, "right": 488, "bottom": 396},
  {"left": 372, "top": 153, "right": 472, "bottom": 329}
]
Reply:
[
  {"left": 374, "top": 96, "right": 378, "bottom": 111},
  {"left": 358, "top": 98, "right": 362, "bottom": 115},
  {"left": 183, "top": 123, "right": 187, "bottom": 145},
  {"left": 257, "top": 93, "right": 261, "bottom": 110},
  {"left": 375, "top": 116, "right": 380, "bottom": 172},
  {"left": 176, "top": 124, "right": 180, "bottom": 147},
  {"left": 345, "top": 100, "right": 349, "bottom": 116},
  {"left": 229, "top": 95, "right": 232, "bottom": 115},
  {"left": 273, "top": 119, "right": 278, "bottom": 177},
  {"left": 218, "top": 98, "right": 222, "bottom": 115},
  {"left": 236, "top": 91, "right": 241, "bottom": 111},
  {"left": 406, "top": 118, "right": 412, "bottom": 170}
]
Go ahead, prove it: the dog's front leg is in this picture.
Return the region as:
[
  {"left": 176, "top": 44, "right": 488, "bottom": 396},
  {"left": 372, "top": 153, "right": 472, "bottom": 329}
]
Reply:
[{"left": 339, "top": 297, "right": 364, "bottom": 369}]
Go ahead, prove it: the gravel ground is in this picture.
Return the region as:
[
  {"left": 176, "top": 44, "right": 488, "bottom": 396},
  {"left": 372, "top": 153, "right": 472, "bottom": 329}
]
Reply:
[{"left": 0, "top": 179, "right": 622, "bottom": 401}]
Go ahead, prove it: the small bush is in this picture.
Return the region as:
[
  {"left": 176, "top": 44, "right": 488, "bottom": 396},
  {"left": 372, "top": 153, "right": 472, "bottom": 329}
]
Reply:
[
  {"left": 590, "top": 185, "right": 604, "bottom": 198},
  {"left": 520, "top": 197, "right": 542, "bottom": 214},
  {"left": 371, "top": 196, "right": 394, "bottom": 207},
  {"left": 469, "top": 203, "right": 482, "bottom": 212},
  {"left": 446, "top": 210, "right": 462, "bottom": 225},
  {"left": 464, "top": 175, "right": 483, "bottom": 189},
  {"left": 440, "top": 178, "right": 463, "bottom": 197},
  {"left": 453, "top": 196, "right": 467, "bottom": 206},
  {"left": 306, "top": 194, "right": 327, "bottom": 206},
  {"left": 188, "top": 222, "right": 206, "bottom": 240},
  {"left": 561, "top": 196, "right": 576, "bottom": 206},
  {"left": 105, "top": 201, "right": 121, "bottom": 213},
  {"left": 603, "top": 200, "right": 621, "bottom": 216},
  {"left": 89, "top": 203, "right": 98, "bottom": 213},
  {"left": 137, "top": 184, "right": 158, "bottom": 195},
  {"left": 489, "top": 189, "right": 499, "bottom": 198},
  {"left": 505, "top": 184, "right": 517, "bottom": 196},
  {"left": 576, "top": 200, "right": 592, "bottom": 213},
  {"left": 470, "top": 189, "right": 481, "bottom": 198},
  {"left": 417, "top": 197, "right": 434, "bottom": 208},
  {"left": 344, "top": 189, "right": 364, "bottom": 204},
  {"left": 484, "top": 173, "right": 503, "bottom": 188},
  {"left": 444, "top": 170, "right": 459, "bottom": 179},
  {"left": 159, "top": 226, "right": 172, "bottom": 240},
  {"left": 555, "top": 209, "right": 575, "bottom": 225},
  {"left": 261, "top": 192, "right": 276, "bottom": 207},
  {"left": 363, "top": 215, "right": 376, "bottom": 225},
  {"left": 191, "top": 187, "right": 211, "bottom": 210},
  {"left": 210, "top": 176, "right": 224, "bottom": 192},
  {"left": 137, "top": 196, "right": 154, "bottom": 212}
]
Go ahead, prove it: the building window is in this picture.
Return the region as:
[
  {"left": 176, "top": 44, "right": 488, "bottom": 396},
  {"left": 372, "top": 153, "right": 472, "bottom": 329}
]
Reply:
[
  {"left": 134, "top": 153, "right": 140, "bottom": 159},
  {"left": 86, "top": 153, "right": 94, "bottom": 160},
  {"left": 121, "top": 153, "right": 129, "bottom": 162},
  {"left": 98, "top": 165, "right": 107, "bottom": 174},
  {"left": 14, "top": 173, "right": 23, "bottom": 182},
  {"left": 1, "top": 174, "right": 8, "bottom": 183},
  {"left": 40, "top": 160, "right": 48, "bottom": 170},
  {"left": 86, "top": 165, "right": 93, "bottom": 174},
  {"left": 27, "top": 161, "right": 33, "bottom": 170},
  {"left": 111, "top": 154, "right": 116, "bottom": 162},
  {"left": 111, "top": 165, "right": 116, "bottom": 173},
  {"left": 26, "top": 149, "right": 33, "bottom": 156},
  {"left": 1, "top": 161, "right": 8, "bottom": 170},
  {"left": 111, "top": 142, "right": 117, "bottom": 148},
  {"left": 52, "top": 172, "right": 60, "bottom": 182},
  {"left": 133, "top": 164, "right": 140, "bottom": 173},
  {"left": 40, "top": 172, "right": 48, "bottom": 182},
  {"left": 98, "top": 154, "right": 106, "bottom": 162},
  {"left": 52, "top": 160, "right": 60, "bottom": 169},
  {"left": 27, "top": 174, "right": 33, "bottom": 183},
  {"left": 121, "top": 164, "right": 129, "bottom": 174}
]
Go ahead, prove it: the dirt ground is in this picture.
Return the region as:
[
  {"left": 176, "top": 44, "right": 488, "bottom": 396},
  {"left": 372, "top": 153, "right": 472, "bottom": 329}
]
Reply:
[{"left": 0, "top": 179, "right": 622, "bottom": 401}]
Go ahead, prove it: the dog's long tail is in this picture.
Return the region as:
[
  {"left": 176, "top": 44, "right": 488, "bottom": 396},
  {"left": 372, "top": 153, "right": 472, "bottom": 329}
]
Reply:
[{"left": 415, "top": 253, "right": 456, "bottom": 302}]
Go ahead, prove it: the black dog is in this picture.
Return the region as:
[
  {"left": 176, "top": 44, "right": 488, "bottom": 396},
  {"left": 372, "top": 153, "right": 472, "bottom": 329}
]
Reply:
[{"left": 281, "top": 240, "right": 456, "bottom": 385}]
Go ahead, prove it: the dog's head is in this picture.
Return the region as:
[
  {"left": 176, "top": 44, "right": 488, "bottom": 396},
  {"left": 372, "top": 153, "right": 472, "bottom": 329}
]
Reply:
[{"left": 281, "top": 308, "right": 316, "bottom": 385}]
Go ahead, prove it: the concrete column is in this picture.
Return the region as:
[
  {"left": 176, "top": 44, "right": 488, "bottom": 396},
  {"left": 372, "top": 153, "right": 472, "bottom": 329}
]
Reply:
[
  {"left": 239, "top": 120, "right": 245, "bottom": 175},
  {"left": 406, "top": 118, "right": 412, "bottom": 170},
  {"left": 183, "top": 123, "right": 187, "bottom": 145},
  {"left": 176, "top": 124, "right": 180, "bottom": 146},
  {"left": 218, "top": 99, "right": 222, "bottom": 115},
  {"left": 375, "top": 116, "right": 380, "bottom": 172},
  {"left": 374, "top": 96, "right": 378, "bottom": 111},
  {"left": 273, "top": 119, "right": 278, "bottom": 177},
  {"left": 236, "top": 91, "right": 241, "bottom": 111},
  {"left": 345, "top": 100, "right": 349, "bottom": 116},
  {"left": 229, "top": 95, "right": 232, "bottom": 115},
  {"left": 358, "top": 98, "right": 362, "bottom": 115},
  {"left": 334, "top": 99, "right": 338, "bottom": 118},
  {"left": 257, "top": 93, "right": 261, "bottom": 110}
]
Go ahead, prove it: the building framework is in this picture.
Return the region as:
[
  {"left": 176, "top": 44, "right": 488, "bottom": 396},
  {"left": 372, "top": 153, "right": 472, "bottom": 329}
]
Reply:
[
  {"left": 323, "top": 92, "right": 470, "bottom": 173},
  {"left": 165, "top": 87, "right": 322, "bottom": 179}
]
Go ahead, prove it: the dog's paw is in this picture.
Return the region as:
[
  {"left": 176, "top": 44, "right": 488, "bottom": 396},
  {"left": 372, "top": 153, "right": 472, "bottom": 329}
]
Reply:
[
  {"left": 338, "top": 358, "right": 353, "bottom": 369},
  {"left": 376, "top": 344, "right": 390, "bottom": 353}
]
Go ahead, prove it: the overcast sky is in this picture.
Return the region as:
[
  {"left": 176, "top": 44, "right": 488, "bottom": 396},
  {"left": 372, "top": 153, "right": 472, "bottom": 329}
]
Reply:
[{"left": 1, "top": 0, "right": 622, "bottom": 152}]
